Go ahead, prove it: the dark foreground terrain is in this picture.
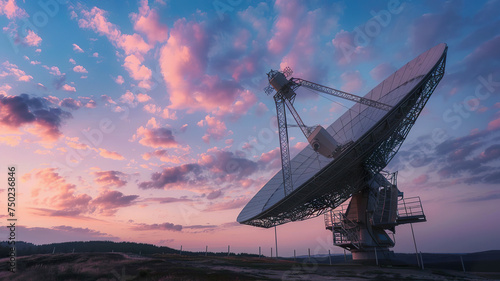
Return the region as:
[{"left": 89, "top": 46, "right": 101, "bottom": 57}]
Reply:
[{"left": 1, "top": 252, "right": 499, "bottom": 281}]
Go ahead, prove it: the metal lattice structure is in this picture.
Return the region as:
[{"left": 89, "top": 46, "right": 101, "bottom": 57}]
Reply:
[
  {"left": 292, "top": 78, "right": 392, "bottom": 111},
  {"left": 238, "top": 44, "right": 447, "bottom": 229}
]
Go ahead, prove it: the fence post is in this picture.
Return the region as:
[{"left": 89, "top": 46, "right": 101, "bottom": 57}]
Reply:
[
  {"left": 329, "top": 249, "right": 332, "bottom": 265},
  {"left": 460, "top": 256, "right": 465, "bottom": 273},
  {"left": 205, "top": 246, "right": 208, "bottom": 256}
]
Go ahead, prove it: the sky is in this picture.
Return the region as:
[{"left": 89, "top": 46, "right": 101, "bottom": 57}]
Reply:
[{"left": 0, "top": 0, "right": 499, "bottom": 257}]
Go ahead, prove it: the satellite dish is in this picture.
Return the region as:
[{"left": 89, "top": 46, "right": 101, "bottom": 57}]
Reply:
[{"left": 238, "top": 43, "right": 447, "bottom": 260}]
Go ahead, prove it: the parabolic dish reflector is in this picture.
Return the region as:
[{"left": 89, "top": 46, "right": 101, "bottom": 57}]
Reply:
[{"left": 238, "top": 43, "right": 447, "bottom": 228}]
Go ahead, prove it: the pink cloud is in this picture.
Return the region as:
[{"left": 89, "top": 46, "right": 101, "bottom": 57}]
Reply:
[
  {"left": 0, "top": 135, "right": 21, "bottom": 146},
  {"left": 340, "top": 70, "right": 364, "bottom": 93},
  {"left": 331, "top": 30, "right": 373, "bottom": 65},
  {"left": 1, "top": 61, "right": 33, "bottom": 81},
  {"left": 131, "top": 222, "right": 182, "bottom": 231},
  {"left": 487, "top": 116, "right": 500, "bottom": 131},
  {"left": 93, "top": 170, "right": 127, "bottom": 187},
  {"left": 143, "top": 103, "right": 160, "bottom": 114},
  {"left": 59, "top": 97, "right": 82, "bottom": 110},
  {"left": 0, "top": 94, "right": 71, "bottom": 142},
  {"left": 123, "top": 54, "right": 152, "bottom": 80},
  {"left": 0, "top": 0, "right": 27, "bottom": 19},
  {"left": 118, "top": 33, "right": 151, "bottom": 55},
  {"left": 24, "top": 30, "right": 42, "bottom": 46},
  {"left": 267, "top": 0, "right": 304, "bottom": 54},
  {"left": 62, "top": 84, "right": 76, "bottom": 92},
  {"left": 142, "top": 149, "right": 185, "bottom": 164},
  {"left": 72, "top": 43, "right": 84, "bottom": 53},
  {"left": 73, "top": 65, "right": 88, "bottom": 73},
  {"left": 92, "top": 190, "right": 138, "bottom": 216},
  {"left": 69, "top": 58, "right": 76, "bottom": 64},
  {"left": 99, "top": 148, "right": 125, "bottom": 160},
  {"left": 258, "top": 147, "right": 281, "bottom": 169},
  {"left": 77, "top": 6, "right": 152, "bottom": 83},
  {"left": 137, "top": 93, "right": 151, "bottom": 102},
  {"left": 43, "top": 65, "right": 62, "bottom": 76},
  {"left": 412, "top": 174, "right": 429, "bottom": 185},
  {"left": 131, "top": 0, "right": 168, "bottom": 44},
  {"left": 204, "top": 197, "right": 248, "bottom": 212},
  {"left": 31, "top": 168, "right": 92, "bottom": 216},
  {"left": 115, "top": 75, "right": 124, "bottom": 84},
  {"left": 200, "top": 115, "right": 228, "bottom": 143},
  {"left": 161, "top": 108, "right": 177, "bottom": 120},
  {"left": 133, "top": 124, "right": 178, "bottom": 148},
  {"left": 159, "top": 19, "right": 241, "bottom": 112}
]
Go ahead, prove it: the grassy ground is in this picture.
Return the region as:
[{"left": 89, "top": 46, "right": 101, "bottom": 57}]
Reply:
[{"left": 0, "top": 252, "right": 496, "bottom": 280}]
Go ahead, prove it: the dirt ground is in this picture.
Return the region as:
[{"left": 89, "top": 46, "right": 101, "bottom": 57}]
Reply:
[{"left": 0, "top": 252, "right": 497, "bottom": 280}]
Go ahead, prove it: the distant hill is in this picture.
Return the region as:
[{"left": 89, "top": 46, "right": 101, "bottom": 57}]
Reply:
[
  {"left": 0, "top": 241, "right": 258, "bottom": 258},
  {"left": 0, "top": 241, "right": 178, "bottom": 257}
]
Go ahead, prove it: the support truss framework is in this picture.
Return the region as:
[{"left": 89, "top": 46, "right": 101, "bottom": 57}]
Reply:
[{"left": 242, "top": 49, "right": 447, "bottom": 228}]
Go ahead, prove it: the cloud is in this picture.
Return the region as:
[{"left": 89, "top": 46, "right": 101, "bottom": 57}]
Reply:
[
  {"left": 1, "top": 61, "right": 32, "bottom": 81},
  {"left": 62, "top": 84, "right": 76, "bottom": 92},
  {"left": 139, "top": 163, "right": 202, "bottom": 189},
  {"left": 159, "top": 18, "right": 241, "bottom": 112},
  {"left": 130, "top": 0, "right": 168, "bottom": 44},
  {"left": 59, "top": 97, "right": 82, "bottom": 110},
  {"left": 412, "top": 174, "right": 429, "bottom": 185},
  {"left": 115, "top": 75, "right": 124, "bottom": 84},
  {"left": 133, "top": 124, "right": 178, "bottom": 148},
  {"left": 199, "top": 115, "right": 228, "bottom": 143},
  {"left": 266, "top": 0, "right": 305, "bottom": 55},
  {"left": 141, "top": 197, "right": 192, "bottom": 204},
  {"left": 98, "top": 148, "right": 125, "bottom": 160},
  {"left": 30, "top": 167, "right": 137, "bottom": 217},
  {"left": 93, "top": 170, "right": 127, "bottom": 187},
  {"left": 16, "top": 225, "right": 119, "bottom": 244},
  {"left": 73, "top": 65, "right": 88, "bottom": 73},
  {"left": 142, "top": 149, "right": 186, "bottom": 163},
  {"left": 24, "top": 30, "right": 42, "bottom": 46},
  {"left": 488, "top": 115, "right": 500, "bottom": 131},
  {"left": 0, "top": 135, "right": 20, "bottom": 146},
  {"left": 204, "top": 197, "right": 248, "bottom": 211},
  {"left": 206, "top": 189, "right": 223, "bottom": 200},
  {"left": 457, "top": 190, "right": 500, "bottom": 203},
  {"left": 77, "top": 6, "right": 152, "bottom": 84},
  {"left": 0, "top": 94, "right": 72, "bottom": 141},
  {"left": 92, "top": 189, "right": 138, "bottom": 216},
  {"left": 44, "top": 65, "right": 63, "bottom": 76},
  {"left": 123, "top": 54, "right": 152, "bottom": 80},
  {"left": 0, "top": 0, "right": 28, "bottom": 19},
  {"left": 340, "top": 70, "right": 364, "bottom": 93},
  {"left": 0, "top": 83, "right": 11, "bottom": 96},
  {"left": 408, "top": 2, "right": 463, "bottom": 54},
  {"left": 31, "top": 168, "right": 92, "bottom": 216},
  {"left": 331, "top": 29, "right": 373, "bottom": 65},
  {"left": 131, "top": 222, "right": 182, "bottom": 231},
  {"left": 139, "top": 146, "right": 262, "bottom": 192},
  {"left": 72, "top": 43, "right": 84, "bottom": 53}
]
